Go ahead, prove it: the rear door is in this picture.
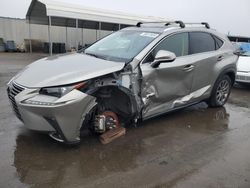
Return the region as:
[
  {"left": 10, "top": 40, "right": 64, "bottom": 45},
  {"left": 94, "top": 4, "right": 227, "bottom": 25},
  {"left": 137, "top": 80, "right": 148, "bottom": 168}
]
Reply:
[
  {"left": 140, "top": 32, "right": 195, "bottom": 119},
  {"left": 188, "top": 32, "right": 224, "bottom": 101}
]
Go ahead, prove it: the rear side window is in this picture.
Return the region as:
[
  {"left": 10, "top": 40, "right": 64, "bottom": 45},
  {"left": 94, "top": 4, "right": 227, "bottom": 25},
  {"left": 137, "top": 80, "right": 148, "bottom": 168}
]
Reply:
[
  {"left": 189, "top": 32, "right": 216, "bottom": 54},
  {"left": 213, "top": 35, "right": 224, "bottom": 50}
]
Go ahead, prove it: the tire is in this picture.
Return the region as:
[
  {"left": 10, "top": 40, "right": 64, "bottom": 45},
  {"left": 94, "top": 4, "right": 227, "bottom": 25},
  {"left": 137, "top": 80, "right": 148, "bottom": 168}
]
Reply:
[{"left": 208, "top": 75, "right": 232, "bottom": 107}]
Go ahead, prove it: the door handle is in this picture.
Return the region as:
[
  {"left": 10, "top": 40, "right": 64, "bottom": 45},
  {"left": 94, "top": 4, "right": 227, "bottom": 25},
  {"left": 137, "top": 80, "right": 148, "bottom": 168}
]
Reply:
[
  {"left": 217, "top": 56, "right": 224, "bottom": 61},
  {"left": 183, "top": 64, "right": 194, "bottom": 72}
]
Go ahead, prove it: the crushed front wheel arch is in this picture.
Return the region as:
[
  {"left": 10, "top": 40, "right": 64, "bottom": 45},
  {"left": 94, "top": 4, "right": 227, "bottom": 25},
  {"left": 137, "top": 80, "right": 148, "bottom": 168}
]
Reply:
[
  {"left": 93, "top": 86, "right": 138, "bottom": 126},
  {"left": 81, "top": 85, "right": 139, "bottom": 135}
]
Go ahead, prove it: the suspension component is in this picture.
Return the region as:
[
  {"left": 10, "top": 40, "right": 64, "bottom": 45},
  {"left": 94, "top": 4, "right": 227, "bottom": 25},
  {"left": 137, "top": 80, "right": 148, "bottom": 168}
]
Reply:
[
  {"left": 94, "top": 111, "right": 120, "bottom": 133},
  {"left": 94, "top": 115, "right": 106, "bottom": 133}
]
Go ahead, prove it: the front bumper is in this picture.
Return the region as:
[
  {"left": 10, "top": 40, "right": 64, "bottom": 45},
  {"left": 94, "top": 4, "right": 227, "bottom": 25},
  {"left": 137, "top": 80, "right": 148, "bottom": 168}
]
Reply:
[
  {"left": 236, "top": 72, "right": 250, "bottom": 83},
  {"left": 7, "top": 82, "right": 96, "bottom": 144}
]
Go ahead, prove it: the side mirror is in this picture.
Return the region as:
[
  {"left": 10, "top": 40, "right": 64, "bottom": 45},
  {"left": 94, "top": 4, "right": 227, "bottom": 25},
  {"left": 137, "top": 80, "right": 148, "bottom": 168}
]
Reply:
[{"left": 151, "top": 50, "right": 176, "bottom": 68}]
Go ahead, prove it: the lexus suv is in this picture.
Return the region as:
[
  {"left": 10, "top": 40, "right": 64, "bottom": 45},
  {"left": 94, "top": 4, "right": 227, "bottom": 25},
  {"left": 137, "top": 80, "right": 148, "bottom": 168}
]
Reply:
[{"left": 7, "top": 21, "right": 238, "bottom": 144}]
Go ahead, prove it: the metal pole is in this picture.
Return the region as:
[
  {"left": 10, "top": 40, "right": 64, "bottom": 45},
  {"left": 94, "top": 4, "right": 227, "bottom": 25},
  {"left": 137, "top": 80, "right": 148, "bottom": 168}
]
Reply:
[
  {"left": 65, "top": 26, "right": 68, "bottom": 52},
  {"left": 118, "top": 24, "right": 121, "bottom": 30},
  {"left": 28, "top": 19, "right": 32, "bottom": 53},
  {"left": 81, "top": 27, "right": 83, "bottom": 47},
  {"left": 48, "top": 16, "right": 52, "bottom": 56},
  {"left": 99, "top": 22, "right": 102, "bottom": 39},
  {"left": 76, "top": 19, "right": 78, "bottom": 51}
]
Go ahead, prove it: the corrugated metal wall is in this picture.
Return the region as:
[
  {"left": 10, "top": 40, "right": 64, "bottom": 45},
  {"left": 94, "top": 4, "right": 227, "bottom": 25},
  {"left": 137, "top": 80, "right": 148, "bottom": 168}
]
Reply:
[{"left": 0, "top": 17, "right": 112, "bottom": 50}]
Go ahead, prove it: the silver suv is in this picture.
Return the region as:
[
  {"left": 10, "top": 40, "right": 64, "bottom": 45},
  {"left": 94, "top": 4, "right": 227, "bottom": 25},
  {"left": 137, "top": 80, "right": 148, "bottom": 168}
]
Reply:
[{"left": 7, "top": 21, "right": 238, "bottom": 144}]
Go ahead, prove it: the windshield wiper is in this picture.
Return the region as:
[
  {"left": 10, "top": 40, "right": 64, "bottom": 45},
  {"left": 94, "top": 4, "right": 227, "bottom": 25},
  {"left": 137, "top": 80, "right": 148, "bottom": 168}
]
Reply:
[
  {"left": 85, "top": 53, "right": 110, "bottom": 61},
  {"left": 85, "top": 53, "right": 99, "bottom": 58}
]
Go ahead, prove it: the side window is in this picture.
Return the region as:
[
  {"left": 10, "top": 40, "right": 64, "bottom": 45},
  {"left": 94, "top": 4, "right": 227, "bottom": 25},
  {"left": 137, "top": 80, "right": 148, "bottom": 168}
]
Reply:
[
  {"left": 189, "top": 32, "right": 216, "bottom": 54},
  {"left": 213, "top": 35, "right": 224, "bottom": 50},
  {"left": 144, "top": 32, "right": 189, "bottom": 63}
]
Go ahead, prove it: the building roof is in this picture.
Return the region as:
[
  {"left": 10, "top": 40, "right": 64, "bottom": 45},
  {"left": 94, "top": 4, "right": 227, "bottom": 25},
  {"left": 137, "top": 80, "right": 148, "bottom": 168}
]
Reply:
[{"left": 26, "top": 0, "right": 167, "bottom": 30}]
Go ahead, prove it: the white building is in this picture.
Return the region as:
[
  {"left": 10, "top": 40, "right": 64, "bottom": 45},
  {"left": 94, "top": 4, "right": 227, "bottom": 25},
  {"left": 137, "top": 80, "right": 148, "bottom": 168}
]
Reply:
[{"left": 0, "top": 0, "right": 167, "bottom": 54}]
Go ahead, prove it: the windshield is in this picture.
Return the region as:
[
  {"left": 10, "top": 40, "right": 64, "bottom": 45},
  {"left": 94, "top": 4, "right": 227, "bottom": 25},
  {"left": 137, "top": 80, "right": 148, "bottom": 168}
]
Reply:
[
  {"left": 84, "top": 30, "right": 159, "bottom": 63},
  {"left": 240, "top": 51, "right": 250, "bottom": 57}
]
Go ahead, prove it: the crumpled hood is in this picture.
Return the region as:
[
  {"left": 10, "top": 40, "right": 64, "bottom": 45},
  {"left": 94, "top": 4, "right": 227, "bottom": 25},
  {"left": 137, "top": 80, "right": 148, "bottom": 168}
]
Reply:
[
  {"left": 237, "top": 56, "right": 250, "bottom": 72},
  {"left": 14, "top": 53, "right": 125, "bottom": 88}
]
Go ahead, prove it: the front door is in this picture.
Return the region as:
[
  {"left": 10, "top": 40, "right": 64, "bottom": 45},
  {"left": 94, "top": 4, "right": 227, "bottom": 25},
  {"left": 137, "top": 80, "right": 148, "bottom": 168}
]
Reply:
[{"left": 140, "top": 32, "right": 195, "bottom": 119}]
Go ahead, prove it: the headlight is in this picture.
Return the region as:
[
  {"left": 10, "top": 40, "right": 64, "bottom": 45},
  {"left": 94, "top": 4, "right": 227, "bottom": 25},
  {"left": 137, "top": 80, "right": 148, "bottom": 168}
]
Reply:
[{"left": 39, "top": 82, "right": 87, "bottom": 98}]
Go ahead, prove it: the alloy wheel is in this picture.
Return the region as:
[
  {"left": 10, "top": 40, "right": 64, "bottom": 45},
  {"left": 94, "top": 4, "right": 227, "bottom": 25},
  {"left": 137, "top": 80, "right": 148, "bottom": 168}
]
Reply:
[{"left": 216, "top": 79, "right": 230, "bottom": 105}]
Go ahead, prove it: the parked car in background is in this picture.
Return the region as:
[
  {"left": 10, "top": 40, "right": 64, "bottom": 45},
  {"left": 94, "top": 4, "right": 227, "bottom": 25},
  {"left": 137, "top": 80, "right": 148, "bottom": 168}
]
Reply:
[
  {"left": 236, "top": 51, "right": 250, "bottom": 84},
  {"left": 7, "top": 21, "right": 238, "bottom": 144}
]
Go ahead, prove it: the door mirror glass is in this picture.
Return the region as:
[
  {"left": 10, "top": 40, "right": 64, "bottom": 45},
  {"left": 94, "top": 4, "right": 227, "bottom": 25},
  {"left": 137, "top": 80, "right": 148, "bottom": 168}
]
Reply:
[{"left": 151, "top": 50, "right": 176, "bottom": 68}]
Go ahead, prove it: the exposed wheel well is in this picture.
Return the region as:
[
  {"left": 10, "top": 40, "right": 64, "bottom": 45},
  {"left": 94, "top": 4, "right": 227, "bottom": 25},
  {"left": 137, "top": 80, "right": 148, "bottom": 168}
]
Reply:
[
  {"left": 91, "top": 86, "right": 136, "bottom": 125},
  {"left": 225, "top": 71, "right": 235, "bottom": 85}
]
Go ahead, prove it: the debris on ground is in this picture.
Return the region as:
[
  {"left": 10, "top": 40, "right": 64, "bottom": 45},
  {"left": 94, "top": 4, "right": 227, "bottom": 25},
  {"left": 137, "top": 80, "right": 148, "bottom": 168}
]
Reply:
[{"left": 99, "top": 127, "right": 126, "bottom": 144}]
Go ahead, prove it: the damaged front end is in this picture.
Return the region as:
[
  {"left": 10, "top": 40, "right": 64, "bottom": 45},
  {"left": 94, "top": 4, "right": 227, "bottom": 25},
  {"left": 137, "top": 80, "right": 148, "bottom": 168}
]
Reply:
[
  {"left": 80, "top": 64, "right": 142, "bottom": 135},
  {"left": 7, "top": 63, "right": 143, "bottom": 144},
  {"left": 8, "top": 81, "right": 96, "bottom": 144},
  {"left": 7, "top": 29, "right": 162, "bottom": 144}
]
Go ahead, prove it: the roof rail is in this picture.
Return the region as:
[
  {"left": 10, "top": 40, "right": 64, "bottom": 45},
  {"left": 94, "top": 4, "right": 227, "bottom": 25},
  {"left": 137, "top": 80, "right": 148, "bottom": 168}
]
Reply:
[
  {"left": 165, "top": 21, "right": 185, "bottom": 28},
  {"left": 185, "top": 22, "right": 210, "bottom": 29},
  {"left": 136, "top": 20, "right": 185, "bottom": 28},
  {"left": 136, "top": 21, "right": 210, "bottom": 29}
]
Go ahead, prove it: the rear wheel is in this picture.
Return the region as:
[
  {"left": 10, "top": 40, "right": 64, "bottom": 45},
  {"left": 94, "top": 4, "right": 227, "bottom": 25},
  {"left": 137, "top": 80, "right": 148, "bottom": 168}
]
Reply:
[{"left": 208, "top": 75, "right": 232, "bottom": 107}]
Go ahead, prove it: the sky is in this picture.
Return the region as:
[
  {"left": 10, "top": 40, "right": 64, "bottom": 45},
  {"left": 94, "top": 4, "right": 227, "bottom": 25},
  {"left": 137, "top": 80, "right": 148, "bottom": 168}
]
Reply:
[{"left": 1, "top": 0, "right": 250, "bottom": 36}]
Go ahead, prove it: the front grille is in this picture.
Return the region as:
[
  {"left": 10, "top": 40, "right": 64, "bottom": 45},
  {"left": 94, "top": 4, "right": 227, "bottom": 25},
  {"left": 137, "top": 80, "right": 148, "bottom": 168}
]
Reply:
[
  {"left": 7, "top": 82, "right": 25, "bottom": 121},
  {"left": 236, "top": 75, "right": 250, "bottom": 81}
]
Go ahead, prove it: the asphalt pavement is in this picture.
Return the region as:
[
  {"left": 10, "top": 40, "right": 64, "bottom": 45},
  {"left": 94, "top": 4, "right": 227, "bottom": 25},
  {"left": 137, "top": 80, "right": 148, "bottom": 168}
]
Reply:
[{"left": 0, "top": 53, "right": 250, "bottom": 188}]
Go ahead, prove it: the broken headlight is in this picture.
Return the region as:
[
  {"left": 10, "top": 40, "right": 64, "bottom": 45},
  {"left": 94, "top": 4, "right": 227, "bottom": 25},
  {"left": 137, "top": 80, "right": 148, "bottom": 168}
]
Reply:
[{"left": 39, "top": 82, "right": 87, "bottom": 98}]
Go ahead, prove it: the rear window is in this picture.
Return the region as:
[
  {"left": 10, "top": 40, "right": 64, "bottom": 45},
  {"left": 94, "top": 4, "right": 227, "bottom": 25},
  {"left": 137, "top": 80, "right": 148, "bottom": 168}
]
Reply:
[{"left": 189, "top": 32, "right": 216, "bottom": 54}]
